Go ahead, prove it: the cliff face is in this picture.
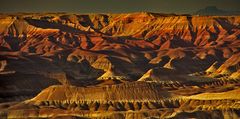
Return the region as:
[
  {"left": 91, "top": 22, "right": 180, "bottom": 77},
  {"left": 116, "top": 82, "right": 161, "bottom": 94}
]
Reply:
[
  {"left": 0, "top": 13, "right": 239, "bottom": 118},
  {"left": 0, "top": 13, "right": 239, "bottom": 75},
  {"left": 1, "top": 13, "right": 239, "bottom": 52}
]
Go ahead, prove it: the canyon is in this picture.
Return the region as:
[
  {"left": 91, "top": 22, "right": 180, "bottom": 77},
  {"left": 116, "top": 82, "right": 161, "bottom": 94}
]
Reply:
[{"left": 0, "top": 12, "right": 239, "bottom": 118}]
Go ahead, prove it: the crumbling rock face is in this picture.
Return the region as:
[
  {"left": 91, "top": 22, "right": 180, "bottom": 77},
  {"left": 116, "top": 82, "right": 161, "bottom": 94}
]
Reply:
[
  {"left": 31, "top": 82, "right": 172, "bottom": 101},
  {"left": 0, "top": 60, "right": 9, "bottom": 74},
  {"left": 1, "top": 83, "right": 239, "bottom": 118}
]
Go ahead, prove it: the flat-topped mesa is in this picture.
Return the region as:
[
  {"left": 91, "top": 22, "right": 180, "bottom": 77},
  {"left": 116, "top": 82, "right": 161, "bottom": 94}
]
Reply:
[
  {"left": 0, "top": 13, "right": 239, "bottom": 53},
  {"left": 101, "top": 14, "right": 240, "bottom": 46},
  {"left": 188, "top": 88, "right": 240, "bottom": 100},
  {"left": 0, "top": 16, "right": 59, "bottom": 36},
  {"left": 30, "top": 82, "right": 173, "bottom": 102}
]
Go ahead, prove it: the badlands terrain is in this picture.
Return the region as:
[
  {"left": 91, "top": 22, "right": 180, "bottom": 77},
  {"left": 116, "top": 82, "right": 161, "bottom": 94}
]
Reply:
[{"left": 0, "top": 12, "right": 240, "bottom": 118}]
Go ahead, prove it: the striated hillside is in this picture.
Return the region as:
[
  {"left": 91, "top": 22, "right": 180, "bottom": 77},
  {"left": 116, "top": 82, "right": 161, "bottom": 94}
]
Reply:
[{"left": 0, "top": 12, "right": 240, "bottom": 118}]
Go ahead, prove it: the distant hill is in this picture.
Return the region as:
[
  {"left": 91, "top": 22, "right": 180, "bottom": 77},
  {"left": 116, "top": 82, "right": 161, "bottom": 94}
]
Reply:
[{"left": 194, "top": 6, "right": 240, "bottom": 16}]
